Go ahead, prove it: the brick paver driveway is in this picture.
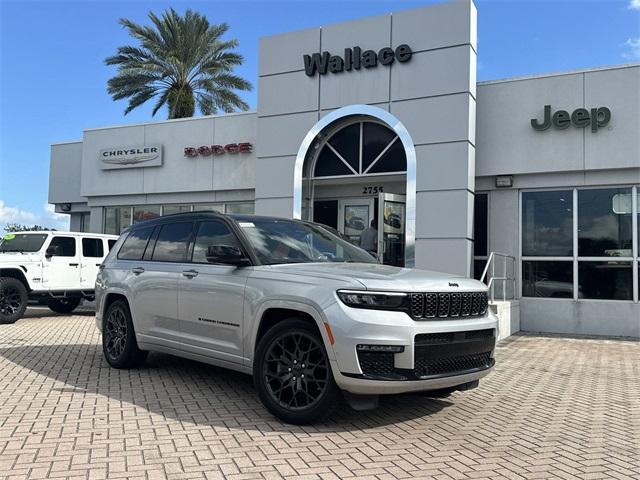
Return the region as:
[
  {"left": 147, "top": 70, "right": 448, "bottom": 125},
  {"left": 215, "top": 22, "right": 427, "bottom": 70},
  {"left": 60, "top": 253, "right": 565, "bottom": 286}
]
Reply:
[{"left": 0, "top": 308, "right": 638, "bottom": 480}]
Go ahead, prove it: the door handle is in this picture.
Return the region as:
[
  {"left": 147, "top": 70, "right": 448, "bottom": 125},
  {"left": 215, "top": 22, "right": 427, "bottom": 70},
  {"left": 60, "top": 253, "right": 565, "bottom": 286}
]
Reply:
[
  {"left": 131, "top": 267, "right": 145, "bottom": 275},
  {"left": 182, "top": 269, "right": 199, "bottom": 278},
  {"left": 69, "top": 263, "right": 79, "bottom": 267}
]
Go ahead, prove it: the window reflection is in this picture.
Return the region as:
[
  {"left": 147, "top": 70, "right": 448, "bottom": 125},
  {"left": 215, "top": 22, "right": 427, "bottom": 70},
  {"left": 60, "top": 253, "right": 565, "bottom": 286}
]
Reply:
[
  {"left": 578, "top": 188, "right": 632, "bottom": 257},
  {"left": 522, "top": 191, "right": 573, "bottom": 256},
  {"left": 522, "top": 261, "right": 573, "bottom": 298},
  {"left": 578, "top": 261, "right": 632, "bottom": 300}
]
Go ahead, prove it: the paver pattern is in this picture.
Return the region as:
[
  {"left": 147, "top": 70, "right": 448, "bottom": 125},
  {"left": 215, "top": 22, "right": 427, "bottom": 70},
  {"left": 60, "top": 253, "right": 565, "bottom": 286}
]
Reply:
[{"left": 0, "top": 308, "right": 638, "bottom": 480}]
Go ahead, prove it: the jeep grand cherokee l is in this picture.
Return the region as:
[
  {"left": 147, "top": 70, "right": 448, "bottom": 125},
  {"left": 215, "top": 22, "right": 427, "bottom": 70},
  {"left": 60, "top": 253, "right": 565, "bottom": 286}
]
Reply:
[{"left": 95, "top": 212, "right": 497, "bottom": 424}]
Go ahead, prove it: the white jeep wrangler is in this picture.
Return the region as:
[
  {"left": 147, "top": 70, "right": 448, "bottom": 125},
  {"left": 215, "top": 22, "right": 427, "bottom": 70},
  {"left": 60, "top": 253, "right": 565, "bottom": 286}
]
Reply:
[{"left": 0, "top": 231, "right": 118, "bottom": 324}]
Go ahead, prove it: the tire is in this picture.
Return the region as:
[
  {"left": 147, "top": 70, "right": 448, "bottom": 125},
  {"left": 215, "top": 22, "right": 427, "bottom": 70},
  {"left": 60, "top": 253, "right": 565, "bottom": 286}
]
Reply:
[
  {"left": 254, "top": 318, "right": 338, "bottom": 424},
  {"left": 0, "top": 277, "right": 28, "bottom": 324},
  {"left": 102, "top": 299, "right": 148, "bottom": 369},
  {"left": 47, "top": 297, "right": 81, "bottom": 314}
]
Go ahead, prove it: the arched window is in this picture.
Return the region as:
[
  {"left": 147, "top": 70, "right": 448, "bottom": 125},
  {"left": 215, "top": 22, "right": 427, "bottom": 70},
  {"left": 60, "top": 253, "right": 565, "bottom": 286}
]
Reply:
[{"left": 313, "top": 121, "right": 407, "bottom": 178}]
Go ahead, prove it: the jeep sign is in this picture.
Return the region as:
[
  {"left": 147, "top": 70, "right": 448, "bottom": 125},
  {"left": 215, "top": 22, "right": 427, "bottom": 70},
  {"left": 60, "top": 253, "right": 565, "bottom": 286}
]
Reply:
[
  {"left": 100, "top": 145, "right": 162, "bottom": 170},
  {"left": 531, "top": 105, "right": 611, "bottom": 132}
]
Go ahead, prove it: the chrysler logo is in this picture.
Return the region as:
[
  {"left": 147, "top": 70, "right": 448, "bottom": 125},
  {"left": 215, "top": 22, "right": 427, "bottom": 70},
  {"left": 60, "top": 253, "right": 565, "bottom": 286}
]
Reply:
[{"left": 100, "top": 145, "right": 163, "bottom": 170}]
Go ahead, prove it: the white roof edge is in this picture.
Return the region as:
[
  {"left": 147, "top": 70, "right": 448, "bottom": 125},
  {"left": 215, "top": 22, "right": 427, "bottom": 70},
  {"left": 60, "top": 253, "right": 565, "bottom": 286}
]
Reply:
[
  {"left": 478, "top": 62, "right": 640, "bottom": 86},
  {"left": 83, "top": 110, "right": 257, "bottom": 133},
  {"left": 51, "top": 140, "right": 83, "bottom": 146},
  {"left": 11, "top": 230, "right": 118, "bottom": 237}
]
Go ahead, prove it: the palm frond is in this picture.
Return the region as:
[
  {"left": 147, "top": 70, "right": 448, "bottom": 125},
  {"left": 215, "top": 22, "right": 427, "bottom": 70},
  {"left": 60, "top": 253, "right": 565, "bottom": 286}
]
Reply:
[{"left": 106, "top": 7, "right": 252, "bottom": 119}]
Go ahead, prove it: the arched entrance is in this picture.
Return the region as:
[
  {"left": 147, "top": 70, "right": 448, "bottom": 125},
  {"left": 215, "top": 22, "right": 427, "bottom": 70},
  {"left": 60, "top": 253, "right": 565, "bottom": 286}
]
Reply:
[{"left": 293, "top": 105, "right": 416, "bottom": 267}]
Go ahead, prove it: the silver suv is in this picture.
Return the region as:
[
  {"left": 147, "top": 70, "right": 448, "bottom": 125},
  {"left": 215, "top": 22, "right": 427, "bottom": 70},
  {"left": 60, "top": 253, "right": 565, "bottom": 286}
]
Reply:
[{"left": 96, "top": 212, "right": 497, "bottom": 424}]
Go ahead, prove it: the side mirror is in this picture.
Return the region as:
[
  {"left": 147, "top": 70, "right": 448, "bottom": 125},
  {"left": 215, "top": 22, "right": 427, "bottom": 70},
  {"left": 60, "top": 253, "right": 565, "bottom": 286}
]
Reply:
[
  {"left": 45, "top": 245, "right": 60, "bottom": 258},
  {"left": 206, "top": 245, "right": 250, "bottom": 266}
]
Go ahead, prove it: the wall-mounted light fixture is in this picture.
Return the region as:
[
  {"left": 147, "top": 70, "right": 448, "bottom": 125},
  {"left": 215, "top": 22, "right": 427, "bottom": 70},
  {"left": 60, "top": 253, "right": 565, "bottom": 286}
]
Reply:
[{"left": 495, "top": 175, "right": 513, "bottom": 188}]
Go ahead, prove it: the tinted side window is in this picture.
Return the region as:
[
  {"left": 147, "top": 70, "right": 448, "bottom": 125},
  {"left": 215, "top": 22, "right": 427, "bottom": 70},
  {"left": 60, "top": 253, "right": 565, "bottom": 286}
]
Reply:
[
  {"left": 82, "top": 238, "right": 104, "bottom": 258},
  {"left": 118, "top": 227, "right": 153, "bottom": 260},
  {"left": 151, "top": 222, "right": 193, "bottom": 262},
  {"left": 107, "top": 240, "right": 117, "bottom": 251},
  {"left": 49, "top": 236, "right": 76, "bottom": 257},
  {"left": 192, "top": 221, "right": 241, "bottom": 263}
]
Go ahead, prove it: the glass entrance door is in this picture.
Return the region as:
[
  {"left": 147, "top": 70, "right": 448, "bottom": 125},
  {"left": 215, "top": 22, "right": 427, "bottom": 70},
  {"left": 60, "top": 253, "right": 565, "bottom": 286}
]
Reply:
[
  {"left": 338, "top": 198, "right": 375, "bottom": 246},
  {"left": 377, "top": 193, "right": 406, "bottom": 267}
]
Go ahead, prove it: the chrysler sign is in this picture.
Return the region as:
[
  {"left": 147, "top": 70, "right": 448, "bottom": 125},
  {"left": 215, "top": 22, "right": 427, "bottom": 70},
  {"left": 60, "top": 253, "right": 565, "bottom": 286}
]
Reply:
[{"left": 100, "top": 145, "right": 162, "bottom": 170}]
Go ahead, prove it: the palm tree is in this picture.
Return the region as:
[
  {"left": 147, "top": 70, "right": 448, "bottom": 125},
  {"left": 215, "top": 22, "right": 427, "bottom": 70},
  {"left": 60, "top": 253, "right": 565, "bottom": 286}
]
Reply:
[{"left": 105, "top": 8, "right": 252, "bottom": 119}]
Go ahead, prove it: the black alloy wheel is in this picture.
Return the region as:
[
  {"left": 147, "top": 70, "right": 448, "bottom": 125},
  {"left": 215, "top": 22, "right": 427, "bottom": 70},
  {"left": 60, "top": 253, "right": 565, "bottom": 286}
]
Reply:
[
  {"left": 0, "top": 278, "right": 28, "bottom": 324},
  {"left": 104, "top": 306, "right": 128, "bottom": 362},
  {"left": 102, "top": 299, "right": 148, "bottom": 368},
  {"left": 254, "top": 319, "right": 338, "bottom": 424}
]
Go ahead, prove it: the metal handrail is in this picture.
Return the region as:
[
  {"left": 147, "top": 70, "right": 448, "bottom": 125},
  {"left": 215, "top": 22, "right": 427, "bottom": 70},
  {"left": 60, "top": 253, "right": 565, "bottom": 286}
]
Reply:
[{"left": 480, "top": 251, "right": 517, "bottom": 302}]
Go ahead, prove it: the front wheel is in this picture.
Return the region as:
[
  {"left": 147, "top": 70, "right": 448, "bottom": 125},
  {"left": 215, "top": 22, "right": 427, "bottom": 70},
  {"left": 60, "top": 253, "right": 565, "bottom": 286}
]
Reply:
[
  {"left": 48, "top": 297, "right": 81, "bottom": 314},
  {"left": 254, "top": 319, "right": 338, "bottom": 424},
  {"left": 0, "top": 278, "right": 28, "bottom": 324},
  {"left": 102, "top": 299, "right": 148, "bottom": 368}
]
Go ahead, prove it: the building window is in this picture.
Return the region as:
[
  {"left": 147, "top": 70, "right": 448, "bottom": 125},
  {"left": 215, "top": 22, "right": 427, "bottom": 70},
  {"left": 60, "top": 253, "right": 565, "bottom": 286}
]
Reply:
[
  {"left": 195, "top": 203, "right": 224, "bottom": 213},
  {"left": 522, "top": 260, "right": 573, "bottom": 298},
  {"left": 312, "top": 120, "right": 406, "bottom": 178},
  {"left": 163, "top": 205, "right": 192, "bottom": 215},
  {"left": 133, "top": 205, "right": 161, "bottom": 223},
  {"left": 521, "top": 186, "right": 638, "bottom": 302},
  {"left": 104, "top": 202, "right": 255, "bottom": 234},
  {"left": 104, "top": 207, "right": 132, "bottom": 235},
  {"left": 578, "top": 188, "right": 632, "bottom": 257},
  {"left": 225, "top": 202, "right": 254, "bottom": 214},
  {"left": 522, "top": 190, "right": 573, "bottom": 257},
  {"left": 473, "top": 193, "right": 488, "bottom": 280}
]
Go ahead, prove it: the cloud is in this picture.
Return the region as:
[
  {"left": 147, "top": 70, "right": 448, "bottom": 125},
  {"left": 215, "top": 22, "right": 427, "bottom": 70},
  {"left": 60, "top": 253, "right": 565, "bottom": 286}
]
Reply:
[
  {"left": 622, "top": 37, "right": 640, "bottom": 59},
  {"left": 629, "top": 0, "right": 640, "bottom": 10},
  {"left": 0, "top": 200, "right": 38, "bottom": 224},
  {"left": 0, "top": 200, "right": 69, "bottom": 231}
]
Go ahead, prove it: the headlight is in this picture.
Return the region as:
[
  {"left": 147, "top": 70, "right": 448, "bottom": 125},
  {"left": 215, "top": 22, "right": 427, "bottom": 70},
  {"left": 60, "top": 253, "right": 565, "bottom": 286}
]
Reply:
[{"left": 337, "top": 290, "right": 408, "bottom": 311}]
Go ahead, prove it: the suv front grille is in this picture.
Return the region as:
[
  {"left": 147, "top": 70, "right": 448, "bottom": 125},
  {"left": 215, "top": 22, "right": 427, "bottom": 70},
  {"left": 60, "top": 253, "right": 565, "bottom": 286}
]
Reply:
[{"left": 410, "top": 292, "right": 488, "bottom": 319}]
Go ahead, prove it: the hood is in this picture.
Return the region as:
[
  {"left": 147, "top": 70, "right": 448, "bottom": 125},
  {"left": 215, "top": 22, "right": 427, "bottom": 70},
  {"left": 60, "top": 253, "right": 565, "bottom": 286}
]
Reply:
[
  {"left": 0, "top": 252, "right": 40, "bottom": 264},
  {"left": 265, "top": 262, "right": 487, "bottom": 292}
]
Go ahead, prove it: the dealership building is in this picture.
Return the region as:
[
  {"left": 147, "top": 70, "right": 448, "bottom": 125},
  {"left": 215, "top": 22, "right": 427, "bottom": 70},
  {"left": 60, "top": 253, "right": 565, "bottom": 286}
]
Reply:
[{"left": 48, "top": 1, "right": 640, "bottom": 338}]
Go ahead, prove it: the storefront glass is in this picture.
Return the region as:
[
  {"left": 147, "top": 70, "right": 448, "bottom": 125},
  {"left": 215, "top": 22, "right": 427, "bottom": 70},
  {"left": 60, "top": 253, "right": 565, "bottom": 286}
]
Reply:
[
  {"left": 133, "top": 205, "right": 161, "bottom": 223},
  {"left": 522, "top": 190, "right": 573, "bottom": 257},
  {"left": 522, "top": 186, "right": 638, "bottom": 301},
  {"left": 578, "top": 188, "right": 632, "bottom": 257},
  {"left": 522, "top": 261, "right": 573, "bottom": 298}
]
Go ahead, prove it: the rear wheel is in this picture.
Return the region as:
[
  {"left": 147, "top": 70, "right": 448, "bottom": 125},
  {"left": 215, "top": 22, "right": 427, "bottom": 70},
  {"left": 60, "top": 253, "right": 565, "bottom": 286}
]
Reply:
[
  {"left": 0, "top": 277, "right": 28, "bottom": 324},
  {"left": 48, "top": 297, "right": 81, "bottom": 314},
  {"left": 254, "top": 318, "right": 338, "bottom": 424},
  {"left": 102, "top": 299, "right": 147, "bottom": 368}
]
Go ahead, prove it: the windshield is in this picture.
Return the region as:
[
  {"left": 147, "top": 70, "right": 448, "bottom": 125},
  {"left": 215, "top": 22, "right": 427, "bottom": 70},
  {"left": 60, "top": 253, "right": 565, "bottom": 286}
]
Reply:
[
  {"left": 237, "top": 219, "right": 377, "bottom": 265},
  {"left": 0, "top": 233, "right": 48, "bottom": 253}
]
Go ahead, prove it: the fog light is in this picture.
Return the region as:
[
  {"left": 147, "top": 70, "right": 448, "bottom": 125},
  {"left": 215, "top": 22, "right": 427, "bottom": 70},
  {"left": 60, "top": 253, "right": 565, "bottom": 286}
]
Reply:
[{"left": 356, "top": 344, "right": 404, "bottom": 353}]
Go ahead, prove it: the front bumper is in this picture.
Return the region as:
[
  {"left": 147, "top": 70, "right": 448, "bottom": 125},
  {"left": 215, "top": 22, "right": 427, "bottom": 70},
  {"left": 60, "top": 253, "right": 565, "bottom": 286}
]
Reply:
[{"left": 325, "top": 300, "right": 498, "bottom": 395}]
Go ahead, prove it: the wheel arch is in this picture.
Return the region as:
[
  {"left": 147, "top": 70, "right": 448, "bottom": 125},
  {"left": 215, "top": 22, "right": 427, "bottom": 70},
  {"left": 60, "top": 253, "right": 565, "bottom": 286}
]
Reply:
[
  {"left": 0, "top": 268, "right": 31, "bottom": 292},
  {"left": 249, "top": 301, "right": 335, "bottom": 363}
]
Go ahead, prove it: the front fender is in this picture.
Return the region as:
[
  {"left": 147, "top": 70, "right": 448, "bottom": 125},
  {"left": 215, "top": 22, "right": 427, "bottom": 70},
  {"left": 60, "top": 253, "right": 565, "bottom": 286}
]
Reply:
[
  {"left": 0, "top": 265, "right": 33, "bottom": 290},
  {"left": 244, "top": 297, "right": 336, "bottom": 368}
]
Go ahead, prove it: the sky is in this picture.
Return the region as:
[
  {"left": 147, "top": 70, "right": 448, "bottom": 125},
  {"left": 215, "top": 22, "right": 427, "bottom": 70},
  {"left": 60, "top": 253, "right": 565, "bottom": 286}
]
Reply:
[{"left": 1, "top": 0, "right": 639, "bottom": 231}]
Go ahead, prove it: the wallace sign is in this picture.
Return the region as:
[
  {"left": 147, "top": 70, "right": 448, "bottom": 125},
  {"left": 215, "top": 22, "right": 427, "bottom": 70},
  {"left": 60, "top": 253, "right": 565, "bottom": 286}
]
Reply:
[{"left": 303, "top": 45, "right": 412, "bottom": 76}]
